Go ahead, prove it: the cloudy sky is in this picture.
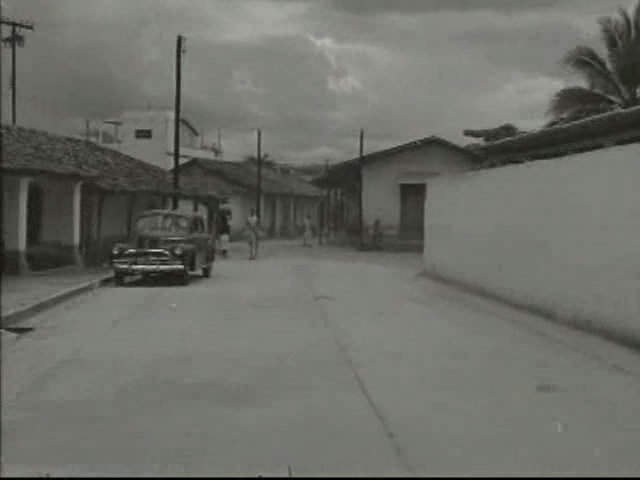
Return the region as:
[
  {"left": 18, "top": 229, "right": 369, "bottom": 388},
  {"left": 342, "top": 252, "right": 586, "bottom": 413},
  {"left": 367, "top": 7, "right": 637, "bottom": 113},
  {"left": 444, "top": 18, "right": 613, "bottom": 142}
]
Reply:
[{"left": 0, "top": 0, "right": 626, "bottom": 163}]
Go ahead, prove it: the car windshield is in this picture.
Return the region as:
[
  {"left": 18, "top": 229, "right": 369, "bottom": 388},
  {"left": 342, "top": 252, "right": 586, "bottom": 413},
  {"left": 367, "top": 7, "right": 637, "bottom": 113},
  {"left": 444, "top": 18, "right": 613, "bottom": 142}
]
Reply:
[{"left": 135, "top": 214, "right": 190, "bottom": 234}]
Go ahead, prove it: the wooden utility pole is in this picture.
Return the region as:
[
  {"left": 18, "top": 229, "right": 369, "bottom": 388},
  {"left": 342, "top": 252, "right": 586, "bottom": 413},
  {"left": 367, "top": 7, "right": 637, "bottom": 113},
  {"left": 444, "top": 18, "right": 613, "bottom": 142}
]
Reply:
[
  {"left": 358, "top": 128, "right": 365, "bottom": 248},
  {"left": 172, "top": 34, "right": 186, "bottom": 210},
  {"left": 1, "top": 16, "right": 35, "bottom": 125},
  {"left": 256, "top": 129, "right": 262, "bottom": 222},
  {"left": 324, "top": 159, "right": 330, "bottom": 244}
]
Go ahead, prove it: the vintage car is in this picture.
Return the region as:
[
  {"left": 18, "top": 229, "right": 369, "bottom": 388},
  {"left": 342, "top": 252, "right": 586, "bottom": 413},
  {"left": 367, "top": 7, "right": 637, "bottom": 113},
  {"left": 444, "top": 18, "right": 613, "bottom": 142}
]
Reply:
[{"left": 110, "top": 209, "right": 216, "bottom": 285}]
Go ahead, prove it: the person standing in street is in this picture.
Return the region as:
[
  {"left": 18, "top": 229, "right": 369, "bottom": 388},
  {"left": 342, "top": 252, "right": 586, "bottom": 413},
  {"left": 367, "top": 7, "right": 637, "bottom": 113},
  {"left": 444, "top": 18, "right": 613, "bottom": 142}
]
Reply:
[
  {"left": 302, "top": 214, "right": 313, "bottom": 247},
  {"left": 217, "top": 209, "right": 231, "bottom": 258},
  {"left": 246, "top": 208, "right": 259, "bottom": 260}
]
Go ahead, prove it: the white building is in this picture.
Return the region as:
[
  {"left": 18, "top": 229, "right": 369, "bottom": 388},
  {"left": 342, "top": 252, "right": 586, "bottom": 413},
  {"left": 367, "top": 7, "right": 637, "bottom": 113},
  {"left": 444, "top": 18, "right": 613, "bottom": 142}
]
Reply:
[{"left": 92, "top": 110, "right": 223, "bottom": 170}]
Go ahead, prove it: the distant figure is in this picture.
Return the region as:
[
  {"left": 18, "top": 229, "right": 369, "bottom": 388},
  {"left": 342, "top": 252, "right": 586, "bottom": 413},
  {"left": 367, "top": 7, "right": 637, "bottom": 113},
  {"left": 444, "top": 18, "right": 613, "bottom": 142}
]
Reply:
[
  {"left": 246, "top": 209, "right": 259, "bottom": 260},
  {"left": 217, "top": 210, "right": 231, "bottom": 258},
  {"left": 372, "top": 218, "right": 383, "bottom": 250},
  {"left": 303, "top": 214, "right": 313, "bottom": 247}
]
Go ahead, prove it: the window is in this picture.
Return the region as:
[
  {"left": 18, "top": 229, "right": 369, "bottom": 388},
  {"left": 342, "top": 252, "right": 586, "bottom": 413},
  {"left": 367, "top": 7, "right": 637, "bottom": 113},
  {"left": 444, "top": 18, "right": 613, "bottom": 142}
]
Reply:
[
  {"left": 135, "top": 214, "right": 190, "bottom": 234},
  {"left": 134, "top": 129, "right": 153, "bottom": 139}
]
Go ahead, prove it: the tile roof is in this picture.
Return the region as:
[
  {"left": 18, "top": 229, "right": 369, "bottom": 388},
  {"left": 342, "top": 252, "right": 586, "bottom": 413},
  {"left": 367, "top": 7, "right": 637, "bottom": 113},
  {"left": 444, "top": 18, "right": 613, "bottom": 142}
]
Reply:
[
  {"left": 1, "top": 125, "right": 222, "bottom": 200},
  {"left": 180, "top": 158, "right": 323, "bottom": 197},
  {"left": 313, "top": 135, "right": 480, "bottom": 187},
  {"left": 466, "top": 105, "right": 640, "bottom": 162}
]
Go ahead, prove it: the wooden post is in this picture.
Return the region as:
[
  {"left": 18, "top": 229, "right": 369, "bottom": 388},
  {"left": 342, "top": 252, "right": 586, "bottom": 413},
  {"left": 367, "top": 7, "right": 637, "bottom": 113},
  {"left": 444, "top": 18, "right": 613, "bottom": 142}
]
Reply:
[
  {"left": 358, "top": 128, "right": 364, "bottom": 248},
  {"left": 256, "top": 129, "right": 262, "bottom": 222},
  {"left": 172, "top": 34, "right": 185, "bottom": 209}
]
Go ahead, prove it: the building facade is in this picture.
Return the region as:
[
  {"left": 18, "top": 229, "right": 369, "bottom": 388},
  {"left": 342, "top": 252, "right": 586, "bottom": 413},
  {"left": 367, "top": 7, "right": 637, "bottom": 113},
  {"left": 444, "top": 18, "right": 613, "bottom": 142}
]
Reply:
[
  {"left": 178, "top": 159, "right": 323, "bottom": 239},
  {"left": 314, "top": 136, "right": 480, "bottom": 246},
  {"left": 2, "top": 125, "right": 221, "bottom": 274},
  {"left": 91, "top": 110, "right": 223, "bottom": 170}
]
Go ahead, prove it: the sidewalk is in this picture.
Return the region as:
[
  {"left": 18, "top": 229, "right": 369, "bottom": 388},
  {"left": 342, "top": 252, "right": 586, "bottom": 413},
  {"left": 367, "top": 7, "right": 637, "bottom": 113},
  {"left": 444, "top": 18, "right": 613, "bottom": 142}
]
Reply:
[{"left": 1, "top": 265, "right": 113, "bottom": 327}]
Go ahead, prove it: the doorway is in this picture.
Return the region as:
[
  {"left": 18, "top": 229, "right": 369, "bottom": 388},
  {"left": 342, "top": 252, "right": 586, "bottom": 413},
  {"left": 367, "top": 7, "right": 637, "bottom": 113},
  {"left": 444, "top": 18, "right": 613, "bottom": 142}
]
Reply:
[{"left": 399, "top": 183, "right": 426, "bottom": 240}]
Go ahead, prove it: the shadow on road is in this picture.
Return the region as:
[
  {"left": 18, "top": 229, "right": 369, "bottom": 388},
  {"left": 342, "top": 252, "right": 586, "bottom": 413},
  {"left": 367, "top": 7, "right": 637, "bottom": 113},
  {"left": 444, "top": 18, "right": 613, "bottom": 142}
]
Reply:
[{"left": 114, "top": 274, "right": 209, "bottom": 288}]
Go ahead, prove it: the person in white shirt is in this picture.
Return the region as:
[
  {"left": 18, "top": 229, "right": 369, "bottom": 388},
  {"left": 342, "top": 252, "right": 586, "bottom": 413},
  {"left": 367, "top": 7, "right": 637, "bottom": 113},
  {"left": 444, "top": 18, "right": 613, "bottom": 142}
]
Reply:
[
  {"left": 302, "top": 214, "right": 313, "bottom": 247},
  {"left": 246, "top": 209, "right": 259, "bottom": 260}
]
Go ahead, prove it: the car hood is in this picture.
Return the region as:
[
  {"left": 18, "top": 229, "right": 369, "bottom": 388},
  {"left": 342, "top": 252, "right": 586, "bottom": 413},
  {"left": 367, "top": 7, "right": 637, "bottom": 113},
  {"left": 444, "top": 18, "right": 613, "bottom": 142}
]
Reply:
[{"left": 133, "top": 233, "right": 189, "bottom": 250}]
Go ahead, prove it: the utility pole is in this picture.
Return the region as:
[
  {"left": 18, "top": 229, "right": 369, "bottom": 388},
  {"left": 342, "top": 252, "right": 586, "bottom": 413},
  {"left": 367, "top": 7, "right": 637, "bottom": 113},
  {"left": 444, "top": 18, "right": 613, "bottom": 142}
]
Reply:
[
  {"left": 172, "top": 34, "right": 186, "bottom": 210},
  {"left": 323, "top": 159, "right": 330, "bottom": 245},
  {"left": 256, "top": 129, "right": 262, "bottom": 223},
  {"left": 1, "top": 16, "right": 35, "bottom": 125},
  {"left": 358, "top": 128, "right": 365, "bottom": 248}
]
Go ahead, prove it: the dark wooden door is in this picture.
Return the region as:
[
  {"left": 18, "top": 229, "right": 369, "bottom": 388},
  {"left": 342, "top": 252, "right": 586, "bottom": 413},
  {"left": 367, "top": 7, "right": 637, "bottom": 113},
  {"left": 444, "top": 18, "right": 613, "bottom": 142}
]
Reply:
[{"left": 399, "top": 183, "right": 426, "bottom": 240}]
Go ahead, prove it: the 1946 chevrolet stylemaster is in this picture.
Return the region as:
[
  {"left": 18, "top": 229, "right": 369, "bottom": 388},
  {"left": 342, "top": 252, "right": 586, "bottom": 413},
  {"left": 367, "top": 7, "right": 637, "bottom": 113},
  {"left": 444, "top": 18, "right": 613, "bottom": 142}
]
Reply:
[{"left": 110, "top": 209, "right": 216, "bottom": 286}]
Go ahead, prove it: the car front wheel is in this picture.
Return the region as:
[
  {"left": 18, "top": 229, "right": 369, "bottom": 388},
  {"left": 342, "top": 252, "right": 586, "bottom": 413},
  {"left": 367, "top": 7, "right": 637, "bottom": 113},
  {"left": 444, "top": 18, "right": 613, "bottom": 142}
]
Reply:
[{"left": 179, "top": 270, "right": 190, "bottom": 286}]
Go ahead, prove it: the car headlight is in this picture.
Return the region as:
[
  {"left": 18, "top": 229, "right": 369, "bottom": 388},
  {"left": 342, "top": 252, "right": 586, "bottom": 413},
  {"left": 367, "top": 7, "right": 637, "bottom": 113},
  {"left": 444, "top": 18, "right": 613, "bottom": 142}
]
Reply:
[
  {"left": 172, "top": 246, "right": 184, "bottom": 256},
  {"left": 112, "top": 246, "right": 122, "bottom": 255}
]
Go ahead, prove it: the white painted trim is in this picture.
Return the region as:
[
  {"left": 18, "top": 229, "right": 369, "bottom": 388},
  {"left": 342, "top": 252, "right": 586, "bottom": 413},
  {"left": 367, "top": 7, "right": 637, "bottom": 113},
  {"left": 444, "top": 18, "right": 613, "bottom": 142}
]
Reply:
[
  {"left": 72, "top": 181, "right": 84, "bottom": 268},
  {"left": 72, "top": 181, "right": 82, "bottom": 247},
  {"left": 396, "top": 172, "right": 440, "bottom": 184},
  {"left": 16, "top": 177, "right": 32, "bottom": 272}
]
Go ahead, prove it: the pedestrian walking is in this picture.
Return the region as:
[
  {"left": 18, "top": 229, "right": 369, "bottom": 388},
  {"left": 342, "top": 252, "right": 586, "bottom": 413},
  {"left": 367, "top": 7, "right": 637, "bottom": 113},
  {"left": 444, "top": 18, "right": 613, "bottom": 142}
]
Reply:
[
  {"left": 245, "top": 208, "right": 259, "bottom": 260},
  {"left": 302, "top": 214, "right": 313, "bottom": 247},
  {"left": 217, "top": 209, "right": 231, "bottom": 258}
]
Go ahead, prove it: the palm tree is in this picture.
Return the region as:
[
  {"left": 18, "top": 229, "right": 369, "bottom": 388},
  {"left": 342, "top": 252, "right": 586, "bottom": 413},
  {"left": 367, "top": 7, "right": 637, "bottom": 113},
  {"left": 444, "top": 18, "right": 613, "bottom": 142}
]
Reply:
[
  {"left": 243, "top": 153, "right": 276, "bottom": 169},
  {"left": 547, "top": 0, "right": 640, "bottom": 124}
]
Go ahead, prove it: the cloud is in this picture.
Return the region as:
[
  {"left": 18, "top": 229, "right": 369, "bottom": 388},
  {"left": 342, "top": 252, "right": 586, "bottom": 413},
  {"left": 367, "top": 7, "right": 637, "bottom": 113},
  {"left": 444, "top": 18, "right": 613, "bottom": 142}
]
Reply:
[
  {"left": 329, "top": 0, "right": 564, "bottom": 16},
  {"left": 1, "top": 0, "right": 624, "bottom": 164}
]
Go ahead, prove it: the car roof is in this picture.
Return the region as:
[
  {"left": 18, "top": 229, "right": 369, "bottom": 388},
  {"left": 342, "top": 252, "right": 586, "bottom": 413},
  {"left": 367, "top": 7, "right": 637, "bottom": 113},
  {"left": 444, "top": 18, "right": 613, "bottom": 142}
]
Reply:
[{"left": 136, "top": 209, "right": 205, "bottom": 219}]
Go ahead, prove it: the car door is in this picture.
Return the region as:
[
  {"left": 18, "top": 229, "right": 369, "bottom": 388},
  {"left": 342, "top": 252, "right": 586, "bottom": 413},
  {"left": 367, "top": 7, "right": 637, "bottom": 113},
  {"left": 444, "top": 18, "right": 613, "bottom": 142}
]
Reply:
[{"left": 193, "top": 216, "right": 209, "bottom": 267}]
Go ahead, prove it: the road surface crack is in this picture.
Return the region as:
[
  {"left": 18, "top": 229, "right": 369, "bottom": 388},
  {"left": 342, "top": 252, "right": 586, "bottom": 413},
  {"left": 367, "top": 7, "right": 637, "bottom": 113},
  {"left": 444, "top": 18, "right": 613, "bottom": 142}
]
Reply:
[{"left": 296, "top": 265, "right": 415, "bottom": 475}]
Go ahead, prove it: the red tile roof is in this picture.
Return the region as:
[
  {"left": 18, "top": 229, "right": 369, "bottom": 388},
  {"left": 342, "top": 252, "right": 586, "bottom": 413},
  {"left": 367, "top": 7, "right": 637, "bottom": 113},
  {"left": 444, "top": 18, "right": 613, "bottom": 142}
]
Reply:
[{"left": 1, "top": 125, "right": 223, "bottom": 200}]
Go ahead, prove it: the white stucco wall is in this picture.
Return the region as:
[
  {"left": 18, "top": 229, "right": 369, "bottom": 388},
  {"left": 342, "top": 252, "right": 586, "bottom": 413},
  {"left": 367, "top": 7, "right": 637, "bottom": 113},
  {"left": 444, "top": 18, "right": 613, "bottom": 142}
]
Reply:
[
  {"left": 362, "top": 144, "right": 474, "bottom": 235},
  {"left": 116, "top": 113, "right": 171, "bottom": 170},
  {"left": 224, "top": 194, "right": 253, "bottom": 233},
  {"left": 2, "top": 176, "right": 20, "bottom": 250},
  {"left": 423, "top": 143, "right": 640, "bottom": 343}
]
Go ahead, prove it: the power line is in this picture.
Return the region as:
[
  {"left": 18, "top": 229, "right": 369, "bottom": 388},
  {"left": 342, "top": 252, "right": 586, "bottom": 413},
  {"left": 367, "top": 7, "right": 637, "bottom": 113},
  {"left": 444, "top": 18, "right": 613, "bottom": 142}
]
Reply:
[{"left": 1, "top": 16, "right": 35, "bottom": 125}]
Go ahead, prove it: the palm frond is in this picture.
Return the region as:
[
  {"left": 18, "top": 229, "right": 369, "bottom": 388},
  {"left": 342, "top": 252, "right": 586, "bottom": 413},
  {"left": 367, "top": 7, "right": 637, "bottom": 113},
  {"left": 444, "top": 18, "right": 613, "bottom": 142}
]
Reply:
[
  {"left": 562, "top": 46, "right": 623, "bottom": 99},
  {"left": 608, "top": 42, "right": 640, "bottom": 103},
  {"left": 633, "top": 0, "right": 640, "bottom": 37},
  {"left": 598, "top": 15, "right": 621, "bottom": 52},
  {"left": 547, "top": 86, "right": 619, "bottom": 118},
  {"left": 616, "top": 7, "right": 633, "bottom": 44},
  {"left": 594, "top": 3, "right": 640, "bottom": 105}
]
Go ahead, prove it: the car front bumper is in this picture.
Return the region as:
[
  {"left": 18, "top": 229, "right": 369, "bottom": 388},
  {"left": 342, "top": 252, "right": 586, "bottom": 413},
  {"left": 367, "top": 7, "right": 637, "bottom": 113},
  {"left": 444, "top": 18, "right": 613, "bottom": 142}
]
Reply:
[{"left": 112, "top": 262, "right": 186, "bottom": 275}]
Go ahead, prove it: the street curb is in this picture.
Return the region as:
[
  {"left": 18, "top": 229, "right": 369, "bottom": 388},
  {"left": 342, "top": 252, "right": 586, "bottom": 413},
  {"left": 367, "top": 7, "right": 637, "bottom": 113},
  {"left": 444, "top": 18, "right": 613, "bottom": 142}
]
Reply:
[
  {"left": 1, "top": 274, "right": 114, "bottom": 328},
  {"left": 419, "top": 269, "right": 640, "bottom": 355}
]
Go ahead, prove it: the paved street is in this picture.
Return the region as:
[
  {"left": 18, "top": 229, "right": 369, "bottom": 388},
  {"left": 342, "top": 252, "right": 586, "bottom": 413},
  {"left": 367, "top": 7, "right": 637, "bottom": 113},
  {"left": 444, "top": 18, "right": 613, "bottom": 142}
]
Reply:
[{"left": 2, "top": 243, "right": 640, "bottom": 476}]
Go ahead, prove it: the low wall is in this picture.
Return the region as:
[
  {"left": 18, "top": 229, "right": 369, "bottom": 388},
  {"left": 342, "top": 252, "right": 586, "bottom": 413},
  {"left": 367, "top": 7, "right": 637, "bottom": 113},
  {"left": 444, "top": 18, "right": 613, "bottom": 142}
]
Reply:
[{"left": 423, "top": 143, "right": 640, "bottom": 347}]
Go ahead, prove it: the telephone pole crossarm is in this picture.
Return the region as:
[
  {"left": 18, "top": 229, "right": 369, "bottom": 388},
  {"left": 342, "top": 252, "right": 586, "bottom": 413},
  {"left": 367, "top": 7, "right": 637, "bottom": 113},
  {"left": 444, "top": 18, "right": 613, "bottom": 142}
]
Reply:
[{"left": 1, "top": 16, "right": 35, "bottom": 126}]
